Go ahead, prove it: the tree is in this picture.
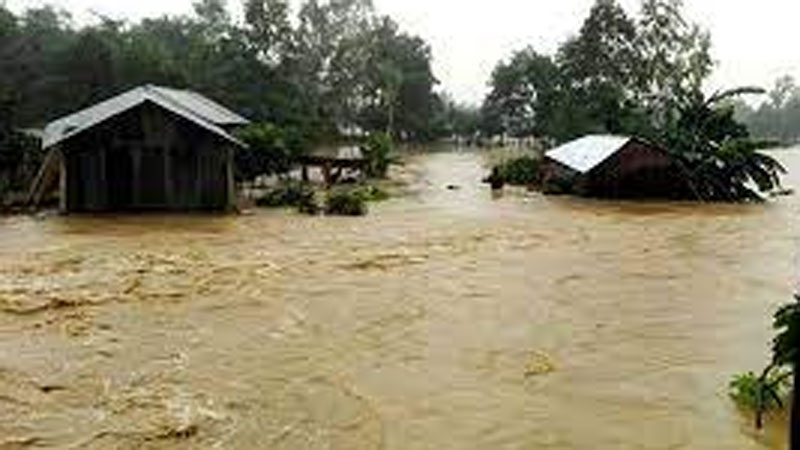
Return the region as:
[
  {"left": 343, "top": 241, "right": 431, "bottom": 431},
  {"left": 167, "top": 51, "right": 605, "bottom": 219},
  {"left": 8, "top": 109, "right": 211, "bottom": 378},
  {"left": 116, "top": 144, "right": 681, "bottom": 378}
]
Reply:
[
  {"left": 661, "top": 87, "right": 784, "bottom": 201},
  {"left": 558, "top": 0, "right": 645, "bottom": 136},
  {"left": 236, "top": 123, "right": 306, "bottom": 181},
  {"left": 737, "top": 75, "right": 800, "bottom": 144},
  {"left": 243, "top": 0, "right": 293, "bottom": 66},
  {"left": 481, "top": 48, "right": 562, "bottom": 139},
  {"left": 358, "top": 16, "right": 438, "bottom": 140},
  {"left": 637, "top": 0, "right": 713, "bottom": 126}
]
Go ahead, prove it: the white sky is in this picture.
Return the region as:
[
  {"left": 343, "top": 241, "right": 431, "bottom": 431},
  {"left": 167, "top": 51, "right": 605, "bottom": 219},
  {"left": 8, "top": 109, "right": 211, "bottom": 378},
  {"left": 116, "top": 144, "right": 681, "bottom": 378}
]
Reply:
[{"left": 6, "top": 0, "right": 800, "bottom": 105}]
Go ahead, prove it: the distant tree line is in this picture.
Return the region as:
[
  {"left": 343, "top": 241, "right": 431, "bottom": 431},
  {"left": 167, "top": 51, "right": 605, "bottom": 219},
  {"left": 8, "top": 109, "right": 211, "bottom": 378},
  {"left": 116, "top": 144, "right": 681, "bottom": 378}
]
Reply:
[{"left": 735, "top": 75, "right": 800, "bottom": 146}]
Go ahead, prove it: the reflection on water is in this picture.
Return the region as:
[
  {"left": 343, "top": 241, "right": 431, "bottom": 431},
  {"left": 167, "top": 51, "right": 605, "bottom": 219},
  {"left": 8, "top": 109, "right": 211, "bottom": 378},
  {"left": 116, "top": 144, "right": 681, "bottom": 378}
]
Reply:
[{"left": 0, "top": 150, "right": 798, "bottom": 449}]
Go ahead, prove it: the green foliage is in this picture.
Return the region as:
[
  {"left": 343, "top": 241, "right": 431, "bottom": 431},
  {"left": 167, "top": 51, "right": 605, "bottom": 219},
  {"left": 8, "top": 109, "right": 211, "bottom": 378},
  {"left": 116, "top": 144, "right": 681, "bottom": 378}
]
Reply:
[
  {"left": 435, "top": 96, "right": 481, "bottom": 140},
  {"left": 773, "top": 296, "right": 800, "bottom": 367},
  {"left": 255, "top": 182, "right": 382, "bottom": 216},
  {"left": 738, "top": 294, "right": 800, "bottom": 448},
  {"left": 729, "top": 370, "right": 790, "bottom": 414},
  {"left": 661, "top": 90, "right": 785, "bottom": 202},
  {"left": 325, "top": 188, "right": 367, "bottom": 216},
  {"left": 255, "top": 181, "right": 317, "bottom": 214},
  {"left": 487, "top": 156, "right": 541, "bottom": 187},
  {"left": 236, "top": 123, "right": 309, "bottom": 180},
  {"left": 361, "top": 132, "right": 393, "bottom": 178},
  {"left": 0, "top": 0, "right": 447, "bottom": 147},
  {"left": 481, "top": 0, "right": 713, "bottom": 143},
  {"left": 482, "top": 0, "right": 783, "bottom": 202},
  {"left": 481, "top": 48, "right": 562, "bottom": 138}
]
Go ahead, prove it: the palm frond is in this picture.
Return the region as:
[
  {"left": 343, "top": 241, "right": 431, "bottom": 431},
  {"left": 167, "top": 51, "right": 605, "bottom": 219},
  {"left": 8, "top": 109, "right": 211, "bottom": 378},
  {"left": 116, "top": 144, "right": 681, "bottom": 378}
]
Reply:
[{"left": 705, "top": 86, "right": 766, "bottom": 107}]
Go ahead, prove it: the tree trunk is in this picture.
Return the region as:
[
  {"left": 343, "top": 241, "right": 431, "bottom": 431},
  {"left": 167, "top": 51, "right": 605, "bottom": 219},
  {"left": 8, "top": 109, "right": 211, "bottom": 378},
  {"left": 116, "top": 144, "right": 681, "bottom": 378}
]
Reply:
[{"left": 792, "top": 366, "right": 799, "bottom": 450}]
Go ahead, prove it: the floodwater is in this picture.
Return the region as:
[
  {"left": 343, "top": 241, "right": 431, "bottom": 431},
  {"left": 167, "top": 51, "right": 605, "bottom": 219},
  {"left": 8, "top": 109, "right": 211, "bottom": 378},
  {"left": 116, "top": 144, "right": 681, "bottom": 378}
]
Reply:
[{"left": 1, "top": 149, "right": 798, "bottom": 449}]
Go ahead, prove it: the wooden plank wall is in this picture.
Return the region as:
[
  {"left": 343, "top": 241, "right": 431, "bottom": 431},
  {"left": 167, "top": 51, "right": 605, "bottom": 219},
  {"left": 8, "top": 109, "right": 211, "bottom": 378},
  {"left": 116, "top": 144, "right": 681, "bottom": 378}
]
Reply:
[{"left": 62, "top": 103, "right": 234, "bottom": 212}]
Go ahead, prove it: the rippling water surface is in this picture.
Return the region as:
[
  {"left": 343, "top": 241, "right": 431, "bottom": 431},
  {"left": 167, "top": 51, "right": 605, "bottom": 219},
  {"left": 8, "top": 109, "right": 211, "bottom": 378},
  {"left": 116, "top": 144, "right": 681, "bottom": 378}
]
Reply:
[{"left": 1, "top": 149, "right": 799, "bottom": 449}]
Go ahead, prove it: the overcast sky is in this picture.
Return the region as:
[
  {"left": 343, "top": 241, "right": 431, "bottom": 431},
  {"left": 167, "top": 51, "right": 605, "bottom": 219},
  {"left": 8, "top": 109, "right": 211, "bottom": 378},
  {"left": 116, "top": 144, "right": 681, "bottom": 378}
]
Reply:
[{"left": 6, "top": 0, "right": 800, "bottom": 105}]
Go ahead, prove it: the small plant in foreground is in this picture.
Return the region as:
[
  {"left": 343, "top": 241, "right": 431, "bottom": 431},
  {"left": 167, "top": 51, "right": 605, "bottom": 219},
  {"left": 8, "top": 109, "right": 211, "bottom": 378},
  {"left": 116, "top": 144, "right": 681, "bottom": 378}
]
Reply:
[{"left": 730, "top": 368, "right": 791, "bottom": 428}]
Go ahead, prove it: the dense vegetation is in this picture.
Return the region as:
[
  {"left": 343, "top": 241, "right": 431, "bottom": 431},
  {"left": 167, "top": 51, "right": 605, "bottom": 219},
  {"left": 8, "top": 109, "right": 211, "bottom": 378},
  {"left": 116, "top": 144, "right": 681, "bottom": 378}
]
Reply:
[
  {"left": 479, "top": 0, "right": 785, "bottom": 201},
  {"left": 0, "top": 0, "right": 468, "bottom": 194}
]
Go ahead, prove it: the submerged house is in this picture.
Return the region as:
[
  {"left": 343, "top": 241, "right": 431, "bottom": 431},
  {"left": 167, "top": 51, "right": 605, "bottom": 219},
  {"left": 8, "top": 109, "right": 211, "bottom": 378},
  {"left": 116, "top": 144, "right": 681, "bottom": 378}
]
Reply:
[
  {"left": 542, "top": 135, "right": 688, "bottom": 198},
  {"left": 28, "top": 85, "right": 249, "bottom": 212}
]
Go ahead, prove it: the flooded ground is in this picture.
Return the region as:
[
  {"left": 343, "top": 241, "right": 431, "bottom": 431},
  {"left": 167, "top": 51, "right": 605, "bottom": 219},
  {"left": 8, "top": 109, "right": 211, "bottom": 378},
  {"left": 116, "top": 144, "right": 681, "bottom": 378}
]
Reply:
[{"left": 1, "top": 149, "right": 798, "bottom": 449}]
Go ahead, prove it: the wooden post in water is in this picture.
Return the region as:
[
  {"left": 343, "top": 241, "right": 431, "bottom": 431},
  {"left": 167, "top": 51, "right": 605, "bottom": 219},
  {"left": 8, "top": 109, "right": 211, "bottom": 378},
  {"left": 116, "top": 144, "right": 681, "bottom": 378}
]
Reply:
[
  {"left": 322, "top": 162, "right": 332, "bottom": 187},
  {"left": 226, "top": 146, "right": 236, "bottom": 211},
  {"left": 58, "top": 147, "right": 67, "bottom": 213}
]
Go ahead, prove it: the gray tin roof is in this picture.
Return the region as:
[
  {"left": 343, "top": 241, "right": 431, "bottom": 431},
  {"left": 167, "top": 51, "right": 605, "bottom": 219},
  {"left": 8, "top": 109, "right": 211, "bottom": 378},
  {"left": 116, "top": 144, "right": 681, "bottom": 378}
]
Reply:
[
  {"left": 545, "top": 135, "right": 633, "bottom": 174},
  {"left": 43, "top": 85, "right": 249, "bottom": 149}
]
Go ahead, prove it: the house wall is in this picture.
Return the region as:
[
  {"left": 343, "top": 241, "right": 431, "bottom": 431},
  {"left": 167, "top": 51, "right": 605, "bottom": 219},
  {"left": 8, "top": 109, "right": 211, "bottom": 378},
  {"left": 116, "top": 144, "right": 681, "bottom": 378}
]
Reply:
[
  {"left": 584, "top": 141, "right": 689, "bottom": 199},
  {"left": 62, "top": 103, "right": 234, "bottom": 212},
  {"left": 540, "top": 158, "right": 581, "bottom": 194}
]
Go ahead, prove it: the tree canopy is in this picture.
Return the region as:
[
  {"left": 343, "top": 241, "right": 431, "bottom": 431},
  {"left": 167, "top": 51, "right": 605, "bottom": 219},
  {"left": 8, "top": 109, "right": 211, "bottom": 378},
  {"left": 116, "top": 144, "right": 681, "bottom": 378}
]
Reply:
[{"left": 0, "top": 0, "right": 447, "bottom": 143}]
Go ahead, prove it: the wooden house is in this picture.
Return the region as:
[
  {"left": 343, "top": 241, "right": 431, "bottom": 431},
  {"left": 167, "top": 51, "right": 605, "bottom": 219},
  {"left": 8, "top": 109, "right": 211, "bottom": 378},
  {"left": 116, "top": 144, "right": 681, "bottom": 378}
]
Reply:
[
  {"left": 542, "top": 135, "right": 689, "bottom": 198},
  {"left": 28, "top": 85, "right": 249, "bottom": 212}
]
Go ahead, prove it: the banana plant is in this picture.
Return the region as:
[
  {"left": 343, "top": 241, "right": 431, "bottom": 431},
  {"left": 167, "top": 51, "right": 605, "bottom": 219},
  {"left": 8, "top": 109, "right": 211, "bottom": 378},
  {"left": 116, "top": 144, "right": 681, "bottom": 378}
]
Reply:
[{"left": 661, "top": 86, "right": 786, "bottom": 201}]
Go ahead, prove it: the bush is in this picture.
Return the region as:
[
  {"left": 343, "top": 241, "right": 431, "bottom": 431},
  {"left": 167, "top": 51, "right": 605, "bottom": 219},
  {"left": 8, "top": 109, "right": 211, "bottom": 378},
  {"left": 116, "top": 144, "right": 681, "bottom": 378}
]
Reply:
[
  {"left": 325, "top": 189, "right": 367, "bottom": 216},
  {"left": 256, "top": 182, "right": 317, "bottom": 213},
  {"left": 486, "top": 156, "right": 541, "bottom": 188}
]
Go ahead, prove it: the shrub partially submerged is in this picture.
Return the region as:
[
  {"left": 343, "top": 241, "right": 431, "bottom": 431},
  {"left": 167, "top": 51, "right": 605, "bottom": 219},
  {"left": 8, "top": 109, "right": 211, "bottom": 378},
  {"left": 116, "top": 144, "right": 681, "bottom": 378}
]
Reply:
[
  {"left": 485, "top": 156, "right": 541, "bottom": 188},
  {"left": 256, "top": 182, "right": 388, "bottom": 216},
  {"left": 255, "top": 182, "right": 317, "bottom": 214},
  {"left": 325, "top": 189, "right": 367, "bottom": 216}
]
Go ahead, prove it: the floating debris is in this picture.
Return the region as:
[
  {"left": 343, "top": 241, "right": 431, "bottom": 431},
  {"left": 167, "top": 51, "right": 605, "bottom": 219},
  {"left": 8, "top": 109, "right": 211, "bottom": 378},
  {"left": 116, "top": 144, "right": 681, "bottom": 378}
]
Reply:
[{"left": 524, "top": 351, "right": 556, "bottom": 377}]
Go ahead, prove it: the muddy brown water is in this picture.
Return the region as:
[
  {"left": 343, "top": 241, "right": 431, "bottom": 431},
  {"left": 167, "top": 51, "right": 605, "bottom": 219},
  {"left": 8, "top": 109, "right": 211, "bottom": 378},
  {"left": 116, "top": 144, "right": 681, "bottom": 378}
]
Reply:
[{"left": 1, "top": 150, "right": 798, "bottom": 449}]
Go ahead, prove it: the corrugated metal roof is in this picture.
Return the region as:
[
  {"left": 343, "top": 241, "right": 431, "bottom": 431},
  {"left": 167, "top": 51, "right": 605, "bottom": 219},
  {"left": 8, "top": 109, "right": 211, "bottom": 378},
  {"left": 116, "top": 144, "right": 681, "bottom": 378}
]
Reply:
[
  {"left": 43, "top": 85, "right": 249, "bottom": 149},
  {"left": 545, "top": 135, "right": 632, "bottom": 174},
  {"left": 150, "top": 86, "right": 249, "bottom": 126}
]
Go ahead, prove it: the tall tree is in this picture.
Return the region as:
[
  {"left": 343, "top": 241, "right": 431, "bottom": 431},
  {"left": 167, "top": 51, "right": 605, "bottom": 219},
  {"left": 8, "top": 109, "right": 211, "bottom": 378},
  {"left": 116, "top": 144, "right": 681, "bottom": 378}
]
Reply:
[
  {"left": 481, "top": 48, "right": 562, "bottom": 139},
  {"left": 637, "top": 0, "right": 713, "bottom": 125},
  {"left": 558, "top": 0, "right": 644, "bottom": 136}
]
